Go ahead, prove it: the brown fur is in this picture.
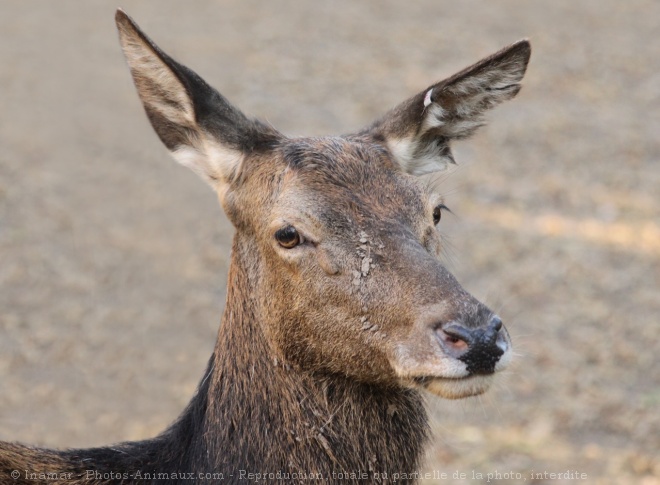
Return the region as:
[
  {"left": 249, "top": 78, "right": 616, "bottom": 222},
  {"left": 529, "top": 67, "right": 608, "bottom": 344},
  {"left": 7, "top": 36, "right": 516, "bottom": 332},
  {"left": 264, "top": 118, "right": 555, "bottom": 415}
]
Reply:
[{"left": 0, "top": 10, "right": 530, "bottom": 484}]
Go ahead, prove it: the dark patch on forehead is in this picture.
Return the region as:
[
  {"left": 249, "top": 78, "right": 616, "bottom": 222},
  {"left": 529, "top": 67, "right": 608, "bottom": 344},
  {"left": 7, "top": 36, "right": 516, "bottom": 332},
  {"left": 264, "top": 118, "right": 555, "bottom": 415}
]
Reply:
[
  {"left": 280, "top": 137, "right": 427, "bottom": 226},
  {"left": 283, "top": 137, "right": 389, "bottom": 169},
  {"left": 282, "top": 137, "right": 398, "bottom": 186}
]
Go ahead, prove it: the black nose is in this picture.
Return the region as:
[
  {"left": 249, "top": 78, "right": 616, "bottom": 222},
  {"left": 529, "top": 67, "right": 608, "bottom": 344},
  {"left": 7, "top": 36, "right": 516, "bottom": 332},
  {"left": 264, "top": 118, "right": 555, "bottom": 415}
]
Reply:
[{"left": 438, "top": 316, "right": 507, "bottom": 375}]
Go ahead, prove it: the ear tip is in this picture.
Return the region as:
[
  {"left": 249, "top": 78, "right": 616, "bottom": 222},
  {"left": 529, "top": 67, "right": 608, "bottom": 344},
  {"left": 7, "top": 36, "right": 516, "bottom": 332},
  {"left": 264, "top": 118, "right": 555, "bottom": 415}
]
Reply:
[
  {"left": 513, "top": 38, "right": 531, "bottom": 49},
  {"left": 115, "top": 8, "right": 127, "bottom": 23},
  {"left": 517, "top": 39, "right": 532, "bottom": 54},
  {"left": 115, "top": 8, "right": 136, "bottom": 32},
  {"left": 510, "top": 39, "right": 532, "bottom": 64}
]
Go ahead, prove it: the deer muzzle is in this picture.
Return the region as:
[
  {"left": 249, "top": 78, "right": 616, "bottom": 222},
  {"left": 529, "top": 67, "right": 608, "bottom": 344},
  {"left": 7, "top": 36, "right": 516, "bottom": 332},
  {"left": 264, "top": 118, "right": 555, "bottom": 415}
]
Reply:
[{"left": 437, "top": 315, "right": 508, "bottom": 375}]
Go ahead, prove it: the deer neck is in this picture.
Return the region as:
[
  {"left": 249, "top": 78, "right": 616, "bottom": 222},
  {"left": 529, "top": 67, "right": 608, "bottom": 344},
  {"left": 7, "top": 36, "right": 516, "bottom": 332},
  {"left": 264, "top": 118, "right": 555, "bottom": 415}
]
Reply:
[{"left": 180, "top": 233, "right": 429, "bottom": 478}]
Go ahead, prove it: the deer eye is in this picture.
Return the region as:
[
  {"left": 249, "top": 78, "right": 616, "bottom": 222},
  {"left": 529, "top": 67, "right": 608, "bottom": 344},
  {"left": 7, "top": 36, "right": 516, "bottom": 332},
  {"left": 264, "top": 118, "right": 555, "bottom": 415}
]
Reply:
[
  {"left": 275, "top": 225, "right": 302, "bottom": 249},
  {"left": 432, "top": 204, "right": 446, "bottom": 225}
]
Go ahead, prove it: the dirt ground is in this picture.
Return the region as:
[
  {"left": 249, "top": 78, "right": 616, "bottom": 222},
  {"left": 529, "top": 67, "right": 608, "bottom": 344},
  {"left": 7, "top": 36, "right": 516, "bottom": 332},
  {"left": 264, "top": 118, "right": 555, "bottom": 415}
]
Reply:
[{"left": 0, "top": 1, "right": 658, "bottom": 484}]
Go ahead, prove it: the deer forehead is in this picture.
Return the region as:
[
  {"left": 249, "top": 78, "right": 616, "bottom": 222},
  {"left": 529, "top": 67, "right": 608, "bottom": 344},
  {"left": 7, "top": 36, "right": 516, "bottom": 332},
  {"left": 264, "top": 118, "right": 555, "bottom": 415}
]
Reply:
[{"left": 268, "top": 138, "right": 431, "bottom": 223}]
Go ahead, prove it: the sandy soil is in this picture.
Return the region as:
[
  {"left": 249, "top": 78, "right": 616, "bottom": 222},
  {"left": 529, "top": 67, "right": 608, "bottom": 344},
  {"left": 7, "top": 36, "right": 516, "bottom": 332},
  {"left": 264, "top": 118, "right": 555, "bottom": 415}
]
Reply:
[{"left": 0, "top": 1, "right": 658, "bottom": 484}]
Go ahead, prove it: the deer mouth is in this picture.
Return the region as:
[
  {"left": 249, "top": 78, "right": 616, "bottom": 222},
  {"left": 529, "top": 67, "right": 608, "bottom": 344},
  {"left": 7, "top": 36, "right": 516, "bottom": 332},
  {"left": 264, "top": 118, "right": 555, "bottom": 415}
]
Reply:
[{"left": 414, "top": 374, "right": 494, "bottom": 400}]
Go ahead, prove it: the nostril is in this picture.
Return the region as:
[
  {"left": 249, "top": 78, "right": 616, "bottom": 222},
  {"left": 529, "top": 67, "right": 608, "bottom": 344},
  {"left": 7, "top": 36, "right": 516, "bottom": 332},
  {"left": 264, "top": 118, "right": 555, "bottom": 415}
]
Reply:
[
  {"left": 494, "top": 322, "right": 509, "bottom": 353},
  {"left": 488, "top": 316, "right": 503, "bottom": 332},
  {"left": 441, "top": 331, "right": 468, "bottom": 351},
  {"left": 438, "top": 324, "right": 474, "bottom": 357},
  {"left": 442, "top": 324, "right": 474, "bottom": 345},
  {"left": 495, "top": 330, "right": 509, "bottom": 353}
]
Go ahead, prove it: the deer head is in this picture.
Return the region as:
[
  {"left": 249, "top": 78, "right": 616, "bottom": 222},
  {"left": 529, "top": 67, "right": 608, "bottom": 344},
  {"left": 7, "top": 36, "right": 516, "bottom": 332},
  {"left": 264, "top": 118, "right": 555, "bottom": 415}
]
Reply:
[{"left": 116, "top": 10, "right": 530, "bottom": 400}]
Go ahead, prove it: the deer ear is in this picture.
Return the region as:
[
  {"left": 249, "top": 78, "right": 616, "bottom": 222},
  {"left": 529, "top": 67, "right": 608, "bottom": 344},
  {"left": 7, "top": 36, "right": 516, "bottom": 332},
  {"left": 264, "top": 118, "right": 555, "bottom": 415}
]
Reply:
[
  {"left": 115, "top": 9, "right": 280, "bottom": 188},
  {"left": 364, "top": 40, "right": 531, "bottom": 176}
]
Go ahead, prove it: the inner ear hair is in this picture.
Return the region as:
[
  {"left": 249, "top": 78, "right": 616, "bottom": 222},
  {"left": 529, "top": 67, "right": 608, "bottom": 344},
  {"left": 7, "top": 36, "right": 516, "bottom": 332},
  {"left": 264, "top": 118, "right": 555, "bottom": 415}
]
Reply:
[{"left": 362, "top": 40, "right": 531, "bottom": 176}]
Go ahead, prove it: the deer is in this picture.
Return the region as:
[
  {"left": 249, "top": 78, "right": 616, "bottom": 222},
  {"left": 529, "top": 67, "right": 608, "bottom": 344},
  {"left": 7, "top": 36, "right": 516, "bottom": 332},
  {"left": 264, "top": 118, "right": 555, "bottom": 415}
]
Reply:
[{"left": 0, "top": 9, "right": 530, "bottom": 485}]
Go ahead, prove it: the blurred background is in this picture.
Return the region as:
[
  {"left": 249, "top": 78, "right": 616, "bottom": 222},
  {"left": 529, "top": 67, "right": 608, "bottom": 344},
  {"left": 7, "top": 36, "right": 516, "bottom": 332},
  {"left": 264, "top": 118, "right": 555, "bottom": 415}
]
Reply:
[{"left": 0, "top": 1, "right": 658, "bottom": 484}]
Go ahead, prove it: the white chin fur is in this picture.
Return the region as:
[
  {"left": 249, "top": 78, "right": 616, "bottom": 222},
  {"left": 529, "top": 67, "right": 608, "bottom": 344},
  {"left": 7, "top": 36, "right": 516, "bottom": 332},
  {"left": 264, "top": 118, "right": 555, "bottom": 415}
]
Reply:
[{"left": 424, "top": 375, "right": 493, "bottom": 400}]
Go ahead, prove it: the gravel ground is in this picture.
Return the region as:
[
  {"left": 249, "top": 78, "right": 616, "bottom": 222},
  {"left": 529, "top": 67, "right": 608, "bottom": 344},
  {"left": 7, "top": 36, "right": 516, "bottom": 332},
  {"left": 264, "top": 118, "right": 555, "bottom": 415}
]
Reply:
[{"left": 1, "top": 1, "right": 658, "bottom": 484}]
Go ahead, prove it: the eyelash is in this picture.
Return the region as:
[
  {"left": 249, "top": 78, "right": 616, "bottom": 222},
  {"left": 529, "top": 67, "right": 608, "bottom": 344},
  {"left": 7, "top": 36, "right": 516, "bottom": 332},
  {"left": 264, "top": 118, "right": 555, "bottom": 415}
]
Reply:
[{"left": 433, "top": 204, "right": 449, "bottom": 225}]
